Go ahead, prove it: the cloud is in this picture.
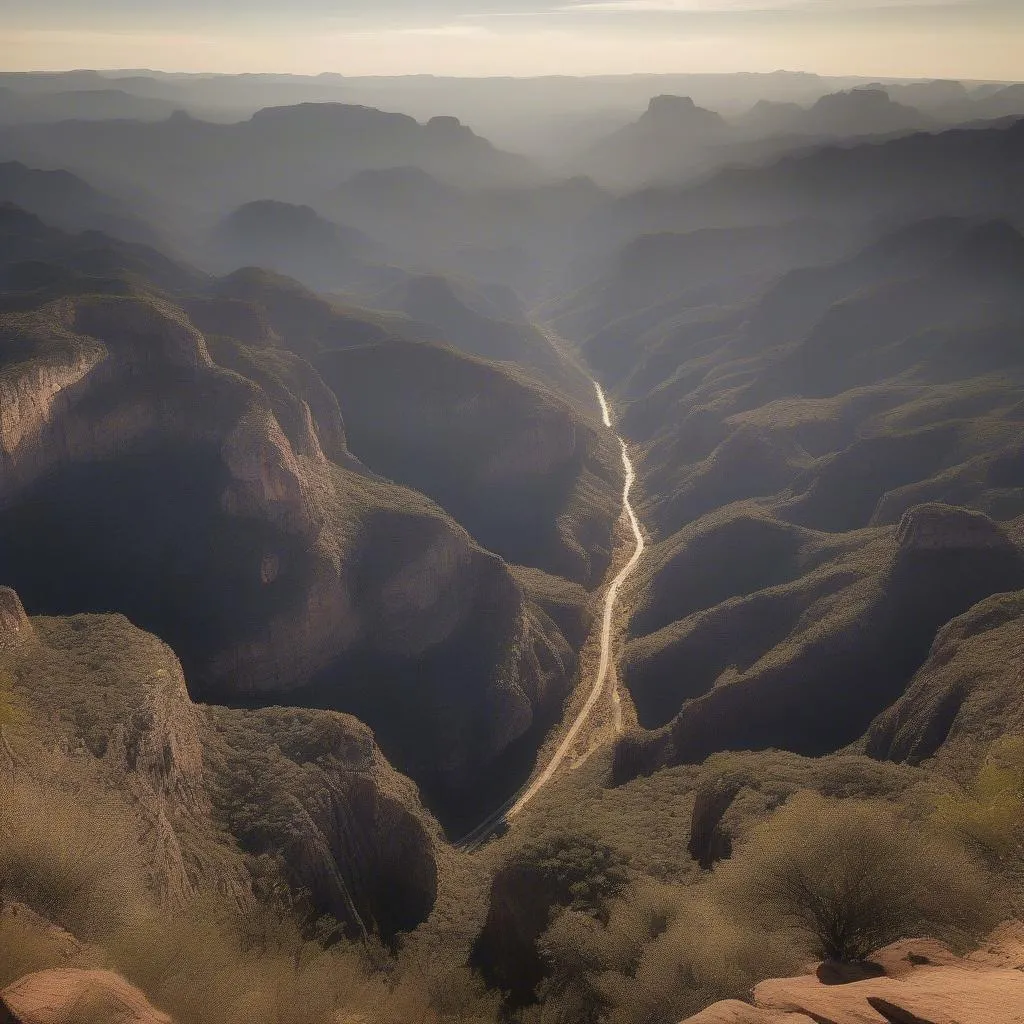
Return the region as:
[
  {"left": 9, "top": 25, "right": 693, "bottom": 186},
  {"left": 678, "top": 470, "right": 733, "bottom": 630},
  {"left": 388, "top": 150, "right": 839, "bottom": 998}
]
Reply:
[{"left": 393, "top": 23, "right": 494, "bottom": 37}]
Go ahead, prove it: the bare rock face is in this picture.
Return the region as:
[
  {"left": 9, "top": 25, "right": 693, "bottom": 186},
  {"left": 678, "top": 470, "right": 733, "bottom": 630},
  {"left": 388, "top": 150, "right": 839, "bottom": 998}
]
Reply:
[
  {"left": 0, "top": 586, "right": 32, "bottom": 650},
  {"left": 5, "top": 610, "right": 239, "bottom": 905},
  {"left": 2, "top": 969, "right": 172, "bottom": 1024},
  {"left": 682, "top": 1001, "right": 805, "bottom": 1024},
  {"left": 688, "top": 778, "right": 742, "bottom": 869},
  {"left": 681, "top": 925, "right": 1024, "bottom": 1024},
  {"left": 0, "top": 335, "right": 104, "bottom": 479},
  {"left": 203, "top": 704, "right": 440, "bottom": 937},
  {"left": 219, "top": 406, "right": 315, "bottom": 535}
]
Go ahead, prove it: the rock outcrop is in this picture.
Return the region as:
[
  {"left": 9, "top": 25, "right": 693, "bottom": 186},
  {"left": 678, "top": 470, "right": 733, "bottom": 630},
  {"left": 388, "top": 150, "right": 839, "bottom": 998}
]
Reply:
[
  {"left": 1, "top": 602, "right": 442, "bottom": 936},
  {"left": 2, "top": 969, "right": 172, "bottom": 1024},
  {"left": 203, "top": 704, "right": 440, "bottom": 938},
  {"left": 895, "top": 503, "right": 1016, "bottom": 554},
  {"left": 688, "top": 778, "right": 743, "bottom": 870},
  {"left": 683, "top": 924, "right": 1024, "bottom": 1024}
]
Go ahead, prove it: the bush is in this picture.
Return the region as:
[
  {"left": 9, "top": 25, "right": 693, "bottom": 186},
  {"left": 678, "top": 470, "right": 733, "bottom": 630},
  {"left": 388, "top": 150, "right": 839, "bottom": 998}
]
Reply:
[
  {"left": 521, "top": 879, "right": 802, "bottom": 1024},
  {"left": 934, "top": 736, "right": 1024, "bottom": 865},
  {"left": 716, "top": 792, "right": 994, "bottom": 962}
]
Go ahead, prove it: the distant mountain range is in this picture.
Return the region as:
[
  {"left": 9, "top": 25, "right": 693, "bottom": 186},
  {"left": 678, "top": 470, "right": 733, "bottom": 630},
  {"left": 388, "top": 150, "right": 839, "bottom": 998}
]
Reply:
[{"left": 0, "top": 102, "right": 541, "bottom": 218}]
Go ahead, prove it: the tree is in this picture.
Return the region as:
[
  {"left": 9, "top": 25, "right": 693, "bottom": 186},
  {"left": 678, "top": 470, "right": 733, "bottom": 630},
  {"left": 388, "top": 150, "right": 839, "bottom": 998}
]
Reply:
[{"left": 717, "top": 792, "right": 993, "bottom": 963}]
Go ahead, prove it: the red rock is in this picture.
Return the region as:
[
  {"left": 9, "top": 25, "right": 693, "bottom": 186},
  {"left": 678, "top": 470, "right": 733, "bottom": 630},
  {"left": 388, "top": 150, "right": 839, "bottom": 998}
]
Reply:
[
  {"left": 682, "top": 998, "right": 814, "bottom": 1023},
  {"left": 682, "top": 924, "right": 1024, "bottom": 1024},
  {"left": 2, "top": 969, "right": 172, "bottom": 1024}
]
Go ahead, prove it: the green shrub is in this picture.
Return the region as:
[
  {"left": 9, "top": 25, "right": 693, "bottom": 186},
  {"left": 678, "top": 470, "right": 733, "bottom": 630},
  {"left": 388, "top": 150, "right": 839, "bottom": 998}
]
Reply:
[
  {"left": 934, "top": 736, "right": 1024, "bottom": 865},
  {"left": 715, "top": 792, "right": 994, "bottom": 962}
]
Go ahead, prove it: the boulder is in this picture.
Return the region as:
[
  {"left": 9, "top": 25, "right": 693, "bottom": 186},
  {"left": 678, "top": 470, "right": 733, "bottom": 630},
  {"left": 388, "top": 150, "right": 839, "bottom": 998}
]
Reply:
[{"left": 2, "top": 969, "right": 171, "bottom": 1024}]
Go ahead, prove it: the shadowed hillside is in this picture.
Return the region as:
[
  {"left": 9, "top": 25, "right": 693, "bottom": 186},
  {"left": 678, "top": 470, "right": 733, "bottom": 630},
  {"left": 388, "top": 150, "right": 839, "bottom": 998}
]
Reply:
[
  {"left": 0, "top": 209, "right": 619, "bottom": 829},
  {"left": 557, "top": 207, "right": 1024, "bottom": 782}
]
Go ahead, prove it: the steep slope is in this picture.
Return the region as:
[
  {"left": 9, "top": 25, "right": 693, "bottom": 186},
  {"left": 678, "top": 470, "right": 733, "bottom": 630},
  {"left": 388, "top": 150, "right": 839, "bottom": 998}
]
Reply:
[
  {"left": 861, "top": 588, "right": 1024, "bottom": 767},
  {"left": 0, "top": 210, "right": 618, "bottom": 827},
  {"left": 321, "top": 171, "right": 607, "bottom": 300},
  {"left": 600, "top": 117, "right": 1024, "bottom": 249},
  {"left": 0, "top": 202, "right": 201, "bottom": 297},
  {"left": 0, "top": 86, "right": 179, "bottom": 125},
  {"left": 316, "top": 335, "right": 619, "bottom": 585},
  {"left": 617, "top": 506, "right": 1024, "bottom": 780},
  {"left": 0, "top": 588, "right": 439, "bottom": 938},
  {"left": 207, "top": 199, "right": 396, "bottom": 296},
  {"left": 0, "top": 162, "right": 158, "bottom": 244},
  {"left": 379, "top": 273, "right": 597, "bottom": 405},
  {"left": 555, "top": 215, "right": 1024, "bottom": 782}
]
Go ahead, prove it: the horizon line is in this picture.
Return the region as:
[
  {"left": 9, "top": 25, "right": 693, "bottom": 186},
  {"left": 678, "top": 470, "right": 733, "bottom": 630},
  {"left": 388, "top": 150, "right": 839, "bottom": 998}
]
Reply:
[{"left": 0, "top": 67, "right": 1019, "bottom": 85}]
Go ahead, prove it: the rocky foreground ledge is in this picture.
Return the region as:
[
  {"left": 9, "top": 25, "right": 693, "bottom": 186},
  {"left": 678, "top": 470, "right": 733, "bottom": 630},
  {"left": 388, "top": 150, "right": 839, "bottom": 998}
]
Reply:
[
  {"left": 685, "top": 921, "right": 1024, "bottom": 1024},
  {"left": 1, "top": 968, "right": 170, "bottom": 1024}
]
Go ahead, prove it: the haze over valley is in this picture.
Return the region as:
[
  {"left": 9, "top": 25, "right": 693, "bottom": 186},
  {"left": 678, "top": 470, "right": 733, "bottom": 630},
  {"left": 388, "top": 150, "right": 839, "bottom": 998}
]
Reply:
[{"left": 3, "top": 9, "right": 1024, "bottom": 1021}]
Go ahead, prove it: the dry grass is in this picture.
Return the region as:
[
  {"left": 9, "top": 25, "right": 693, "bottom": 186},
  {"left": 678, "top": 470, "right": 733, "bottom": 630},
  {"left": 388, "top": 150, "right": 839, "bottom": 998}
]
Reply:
[
  {"left": 0, "top": 775, "right": 148, "bottom": 942},
  {"left": 0, "top": 765, "right": 495, "bottom": 1024},
  {"left": 715, "top": 792, "right": 996, "bottom": 962}
]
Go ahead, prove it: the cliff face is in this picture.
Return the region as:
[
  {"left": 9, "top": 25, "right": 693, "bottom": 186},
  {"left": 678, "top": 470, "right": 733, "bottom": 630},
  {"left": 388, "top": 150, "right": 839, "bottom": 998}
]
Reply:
[
  {"left": 0, "top": 587, "right": 32, "bottom": 651},
  {"left": 203, "top": 704, "right": 439, "bottom": 938},
  {"left": 0, "top": 267, "right": 603, "bottom": 824},
  {"left": 0, "top": 598, "right": 440, "bottom": 937},
  {"left": 1, "top": 601, "right": 245, "bottom": 908}
]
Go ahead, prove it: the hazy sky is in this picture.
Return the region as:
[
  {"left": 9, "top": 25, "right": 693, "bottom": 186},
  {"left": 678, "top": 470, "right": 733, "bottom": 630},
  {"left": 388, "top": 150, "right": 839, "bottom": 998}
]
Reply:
[{"left": 1, "top": 0, "right": 1022, "bottom": 79}]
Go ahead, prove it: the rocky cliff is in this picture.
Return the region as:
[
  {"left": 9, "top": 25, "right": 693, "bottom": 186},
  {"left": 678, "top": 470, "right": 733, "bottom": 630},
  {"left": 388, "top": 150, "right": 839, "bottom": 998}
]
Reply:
[
  {"left": 0, "top": 594, "right": 440, "bottom": 936},
  {"left": 0, "top": 221, "right": 615, "bottom": 824}
]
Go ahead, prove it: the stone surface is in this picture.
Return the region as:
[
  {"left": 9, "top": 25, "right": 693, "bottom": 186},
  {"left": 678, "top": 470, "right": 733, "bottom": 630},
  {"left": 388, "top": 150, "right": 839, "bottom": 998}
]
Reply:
[
  {"left": 0, "top": 292, "right": 592, "bottom": 811},
  {"left": 2, "top": 969, "right": 172, "bottom": 1024},
  {"left": 681, "top": 927, "right": 1024, "bottom": 1024}
]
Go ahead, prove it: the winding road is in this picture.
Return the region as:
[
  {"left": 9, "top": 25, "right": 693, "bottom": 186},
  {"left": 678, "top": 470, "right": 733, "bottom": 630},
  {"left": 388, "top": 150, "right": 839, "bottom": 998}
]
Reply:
[{"left": 457, "top": 380, "right": 645, "bottom": 849}]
